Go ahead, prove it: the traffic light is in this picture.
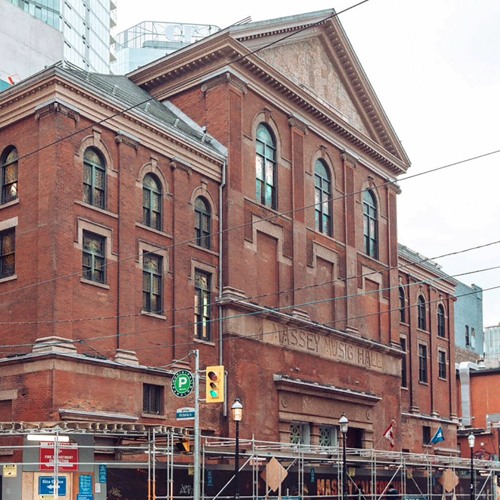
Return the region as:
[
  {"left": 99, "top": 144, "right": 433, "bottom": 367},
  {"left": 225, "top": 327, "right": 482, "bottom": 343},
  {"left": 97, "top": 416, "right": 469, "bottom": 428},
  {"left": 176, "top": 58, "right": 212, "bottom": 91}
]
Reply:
[
  {"left": 175, "top": 438, "right": 191, "bottom": 453},
  {"left": 205, "top": 365, "right": 225, "bottom": 403}
]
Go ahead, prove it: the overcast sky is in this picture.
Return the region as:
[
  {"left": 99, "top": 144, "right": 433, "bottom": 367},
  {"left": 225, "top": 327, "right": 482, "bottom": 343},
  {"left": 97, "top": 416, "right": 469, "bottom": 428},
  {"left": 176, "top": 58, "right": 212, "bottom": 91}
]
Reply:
[{"left": 116, "top": 0, "right": 500, "bottom": 327}]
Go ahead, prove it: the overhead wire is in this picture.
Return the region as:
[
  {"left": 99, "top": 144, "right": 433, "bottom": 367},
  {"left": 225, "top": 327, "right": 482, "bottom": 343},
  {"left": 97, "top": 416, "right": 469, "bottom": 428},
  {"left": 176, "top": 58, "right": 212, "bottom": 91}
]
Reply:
[
  {"left": 0, "top": 0, "right": 496, "bottom": 356},
  {"left": 1, "top": 0, "right": 498, "bottom": 320}
]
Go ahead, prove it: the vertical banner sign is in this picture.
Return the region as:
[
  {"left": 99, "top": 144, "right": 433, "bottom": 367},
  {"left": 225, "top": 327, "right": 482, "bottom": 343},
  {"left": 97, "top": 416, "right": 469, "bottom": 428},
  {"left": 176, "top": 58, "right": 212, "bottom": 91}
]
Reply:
[{"left": 99, "top": 464, "right": 107, "bottom": 484}]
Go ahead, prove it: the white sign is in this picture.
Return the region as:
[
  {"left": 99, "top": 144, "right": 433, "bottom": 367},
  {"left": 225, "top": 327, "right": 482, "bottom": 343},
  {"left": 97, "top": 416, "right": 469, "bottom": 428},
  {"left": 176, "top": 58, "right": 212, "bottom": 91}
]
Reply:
[{"left": 176, "top": 407, "right": 195, "bottom": 420}]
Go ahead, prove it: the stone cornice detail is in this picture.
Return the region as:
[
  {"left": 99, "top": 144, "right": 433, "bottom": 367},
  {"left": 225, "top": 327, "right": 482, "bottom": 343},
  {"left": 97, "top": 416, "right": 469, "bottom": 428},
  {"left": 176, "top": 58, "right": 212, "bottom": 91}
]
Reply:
[
  {"left": 288, "top": 116, "right": 309, "bottom": 134},
  {"left": 34, "top": 98, "right": 80, "bottom": 124},
  {"left": 115, "top": 131, "right": 140, "bottom": 150},
  {"left": 170, "top": 157, "right": 193, "bottom": 175},
  {"left": 201, "top": 72, "right": 248, "bottom": 95}
]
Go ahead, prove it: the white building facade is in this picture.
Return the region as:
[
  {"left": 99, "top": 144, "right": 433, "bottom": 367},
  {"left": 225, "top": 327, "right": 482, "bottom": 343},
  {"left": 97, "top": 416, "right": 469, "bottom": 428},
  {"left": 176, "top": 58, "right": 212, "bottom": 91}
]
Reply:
[{"left": 6, "top": 0, "right": 115, "bottom": 72}]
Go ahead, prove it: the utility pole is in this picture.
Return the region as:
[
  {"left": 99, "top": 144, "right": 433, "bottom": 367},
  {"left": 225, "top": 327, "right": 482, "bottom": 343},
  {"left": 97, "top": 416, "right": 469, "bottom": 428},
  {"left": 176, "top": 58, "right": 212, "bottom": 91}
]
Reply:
[{"left": 193, "top": 349, "right": 201, "bottom": 500}]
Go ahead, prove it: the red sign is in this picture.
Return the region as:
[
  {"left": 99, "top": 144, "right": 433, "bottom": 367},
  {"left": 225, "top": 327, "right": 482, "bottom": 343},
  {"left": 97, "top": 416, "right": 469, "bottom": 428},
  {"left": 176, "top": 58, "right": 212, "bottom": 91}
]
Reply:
[{"left": 39, "top": 442, "right": 79, "bottom": 471}]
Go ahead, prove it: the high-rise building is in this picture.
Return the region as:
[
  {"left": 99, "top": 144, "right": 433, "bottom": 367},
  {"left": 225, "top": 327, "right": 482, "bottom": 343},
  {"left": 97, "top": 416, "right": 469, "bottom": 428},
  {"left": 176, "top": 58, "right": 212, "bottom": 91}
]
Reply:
[
  {"left": 6, "top": 0, "right": 116, "bottom": 72},
  {"left": 0, "top": 0, "right": 63, "bottom": 86},
  {"left": 112, "top": 21, "right": 220, "bottom": 74}
]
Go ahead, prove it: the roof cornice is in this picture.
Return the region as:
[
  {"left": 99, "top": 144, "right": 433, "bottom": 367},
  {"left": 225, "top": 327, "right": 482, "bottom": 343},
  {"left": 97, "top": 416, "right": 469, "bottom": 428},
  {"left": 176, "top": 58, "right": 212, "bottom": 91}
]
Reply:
[
  {"left": 130, "top": 19, "right": 409, "bottom": 176},
  {"left": 0, "top": 67, "right": 226, "bottom": 180}
]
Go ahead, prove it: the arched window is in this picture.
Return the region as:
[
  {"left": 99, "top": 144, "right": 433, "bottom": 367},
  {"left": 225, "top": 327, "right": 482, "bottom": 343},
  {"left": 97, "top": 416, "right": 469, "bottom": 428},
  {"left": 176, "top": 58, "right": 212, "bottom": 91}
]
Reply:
[
  {"left": 1, "top": 146, "right": 18, "bottom": 204},
  {"left": 143, "top": 252, "right": 163, "bottom": 314},
  {"left": 314, "top": 160, "right": 332, "bottom": 236},
  {"left": 363, "top": 189, "right": 378, "bottom": 258},
  {"left": 399, "top": 286, "right": 406, "bottom": 323},
  {"left": 255, "top": 123, "right": 277, "bottom": 209},
  {"left": 83, "top": 147, "right": 106, "bottom": 209},
  {"left": 143, "top": 174, "right": 162, "bottom": 230},
  {"left": 418, "top": 295, "right": 427, "bottom": 330},
  {"left": 437, "top": 304, "right": 446, "bottom": 337},
  {"left": 194, "top": 196, "right": 211, "bottom": 249}
]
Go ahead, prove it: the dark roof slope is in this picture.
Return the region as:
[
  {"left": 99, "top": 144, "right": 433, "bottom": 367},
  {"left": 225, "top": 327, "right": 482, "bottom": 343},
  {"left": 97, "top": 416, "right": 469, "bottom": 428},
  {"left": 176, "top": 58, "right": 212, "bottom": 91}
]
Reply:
[{"left": 60, "top": 62, "right": 226, "bottom": 157}]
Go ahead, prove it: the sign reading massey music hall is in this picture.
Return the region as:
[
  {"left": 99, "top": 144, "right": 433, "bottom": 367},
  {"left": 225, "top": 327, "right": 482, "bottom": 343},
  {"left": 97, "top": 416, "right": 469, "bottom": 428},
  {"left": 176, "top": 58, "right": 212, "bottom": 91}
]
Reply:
[{"left": 258, "top": 320, "right": 385, "bottom": 372}]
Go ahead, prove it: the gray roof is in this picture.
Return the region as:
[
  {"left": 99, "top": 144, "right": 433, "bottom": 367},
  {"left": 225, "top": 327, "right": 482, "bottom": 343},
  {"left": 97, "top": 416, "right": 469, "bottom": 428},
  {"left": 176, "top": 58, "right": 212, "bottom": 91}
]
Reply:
[
  {"left": 59, "top": 62, "right": 226, "bottom": 158},
  {"left": 398, "top": 243, "right": 457, "bottom": 285}
]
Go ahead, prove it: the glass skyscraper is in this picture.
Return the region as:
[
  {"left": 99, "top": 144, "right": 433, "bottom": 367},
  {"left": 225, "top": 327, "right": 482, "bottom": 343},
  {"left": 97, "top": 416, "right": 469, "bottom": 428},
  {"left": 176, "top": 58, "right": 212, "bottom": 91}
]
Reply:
[{"left": 8, "top": 0, "right": 115, "bottom": 73}]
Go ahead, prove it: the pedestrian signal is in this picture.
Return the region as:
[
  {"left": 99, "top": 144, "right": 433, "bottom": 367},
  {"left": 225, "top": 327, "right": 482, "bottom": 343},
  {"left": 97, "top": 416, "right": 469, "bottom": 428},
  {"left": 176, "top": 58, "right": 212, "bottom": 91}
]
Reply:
[{"left": 206, "top": 365, "right": 225, "bottom": 403}]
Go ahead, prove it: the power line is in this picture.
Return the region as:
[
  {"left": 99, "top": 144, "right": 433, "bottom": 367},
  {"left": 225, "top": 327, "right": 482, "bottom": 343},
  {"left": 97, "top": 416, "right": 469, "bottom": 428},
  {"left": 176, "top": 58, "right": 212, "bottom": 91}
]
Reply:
[
  {"left": 0, "top": 251, "right": 494, "bottom": 357},
  {"left": 0, "top": 1, "right": 496, "bottom": 354}
]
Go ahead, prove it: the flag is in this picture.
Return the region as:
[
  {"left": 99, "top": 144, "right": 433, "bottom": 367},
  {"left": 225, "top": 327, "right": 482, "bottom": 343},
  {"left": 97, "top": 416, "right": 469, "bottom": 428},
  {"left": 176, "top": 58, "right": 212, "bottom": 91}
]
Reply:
[
  {"left": 383, "top": 420, "right": 395, "bottom": 448},
  {"left": 431, "top": 427, "right": 445, "bottom": 444}
]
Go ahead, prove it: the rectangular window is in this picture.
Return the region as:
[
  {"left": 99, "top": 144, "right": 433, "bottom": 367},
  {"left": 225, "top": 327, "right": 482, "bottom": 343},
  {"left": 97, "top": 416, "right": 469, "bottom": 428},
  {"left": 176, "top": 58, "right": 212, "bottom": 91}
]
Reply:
[
  {"left": 418, "top": 344, "right": 428, "bottom": 383},
  {"left": 143, "top": 253, "right": 163, "bottom": 314},
  {"left": 423, "top": 425, "right": 431, "bottom": 444},
  {"left": 143, "top": 383, "right": 164, "bottom": 415},
  {"left": 400, "top": 337, "right": 407, "bottom": 388},
  {"left": 290, "top": 422, "right": 310, "bottom": 445},
  {"left": 465, "top": 325, "right": 470, "bottom": 346},
  {"left": 438, "top": 350, "right": 447, "bottom": 379},
  {"left": 319, "top": 426, "right": 337, "bottom": 447},
  {"left": 194, "top": 270, "right": 211, "bottom": 340},
  {"left": 82, "top": 231, "right": 106, "bottom": 283},
  {"left": 0, "top": 228, "right": 15, "bottom": 279},
  {"left": 471, "top": 328, "right": 476, "bottom": 348}
]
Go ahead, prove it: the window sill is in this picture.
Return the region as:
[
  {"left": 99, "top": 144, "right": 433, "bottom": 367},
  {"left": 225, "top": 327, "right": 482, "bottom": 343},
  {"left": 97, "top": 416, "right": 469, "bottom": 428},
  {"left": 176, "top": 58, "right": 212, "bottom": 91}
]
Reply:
[
  {"left": 80, "top": 277, "right": 110, "bottom": 289},
  {"left": 193, "top": 337, "right": 216, "bottom": 346},
  {"left": 141, "top": 311, "right": 167, "bottom": 320},
  {"left": 0, "top": 274, "right": 17, "bottom": 284},
  {"left": 141, "top": 412, "right": 165, "bottom": 420},
  {"left": 0, "top": 198, "right": 19, "bottom": 209}
]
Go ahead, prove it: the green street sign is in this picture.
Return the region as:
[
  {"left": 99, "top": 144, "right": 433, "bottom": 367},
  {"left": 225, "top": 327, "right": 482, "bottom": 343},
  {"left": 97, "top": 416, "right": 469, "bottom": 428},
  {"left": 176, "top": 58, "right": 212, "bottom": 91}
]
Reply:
[{"left": 171, "top": 370, "right": 194, "bottom": 398}]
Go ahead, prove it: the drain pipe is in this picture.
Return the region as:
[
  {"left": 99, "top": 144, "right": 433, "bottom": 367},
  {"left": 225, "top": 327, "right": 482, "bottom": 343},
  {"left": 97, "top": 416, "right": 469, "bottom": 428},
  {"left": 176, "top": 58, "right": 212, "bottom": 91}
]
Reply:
[
  {"left": 459, "top": 361, "right": 479, "bottom": 427},
  {"left": 218, "top": 159, "right": 227, "bottom": 417}
]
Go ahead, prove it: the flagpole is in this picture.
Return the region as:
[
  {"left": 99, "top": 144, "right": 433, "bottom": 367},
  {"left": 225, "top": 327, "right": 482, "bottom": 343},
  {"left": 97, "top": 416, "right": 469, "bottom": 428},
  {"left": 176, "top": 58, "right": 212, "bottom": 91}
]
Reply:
[{"left": 374, "top": 419, "right": 396, "bottom": 449}]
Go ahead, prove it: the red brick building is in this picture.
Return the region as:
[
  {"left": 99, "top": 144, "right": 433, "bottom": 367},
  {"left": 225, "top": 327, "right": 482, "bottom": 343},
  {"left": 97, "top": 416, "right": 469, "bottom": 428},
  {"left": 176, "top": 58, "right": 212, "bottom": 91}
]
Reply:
[
  {"left": 0, "top": 8, "right": 465, "bottom": 499},
  {"left": 398, "top": 244, "right": 458, "bottom": 453}
]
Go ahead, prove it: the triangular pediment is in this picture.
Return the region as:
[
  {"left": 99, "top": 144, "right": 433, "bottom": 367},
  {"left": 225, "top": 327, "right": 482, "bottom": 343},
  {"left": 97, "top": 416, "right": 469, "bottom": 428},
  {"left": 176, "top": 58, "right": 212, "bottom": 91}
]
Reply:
[
  {"left": 129, "top": 10, "right": 410, "bottom": 173},
  {"left": 256, "top": 37, "right": 370, "bottom": 137},
  {"left": 230, "top": 10, "right": 409, "bottom": 167}
]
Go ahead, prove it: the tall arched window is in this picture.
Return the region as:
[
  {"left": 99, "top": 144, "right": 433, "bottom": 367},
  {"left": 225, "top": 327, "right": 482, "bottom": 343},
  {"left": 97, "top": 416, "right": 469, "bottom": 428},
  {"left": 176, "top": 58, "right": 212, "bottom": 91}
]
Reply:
[
  {"left": 314, "top": 160, "right": 332, "bottom": 236},
  {"left": 143, "top": 174, "right": 162, "bottom": 230},
  {"left": 255, "top": 123, "right": 277, "bottom": 209},
  {"left": 399, "top": 286, "right": 406, "bottom": 323},
  {"left": 418, "top": 295, "right": 427, "bottom": 330},
  {"left": 437, "top": 304, "right": 446, "bottom": 337},
  {"left": 83, "top": 147, "right": 106, "bottom": 209},
  {"left": 143, "top": 252, "right": 163, "bottom": 314},
  {"left": 1, "top": 146, "right": 18, "bottom": 204},
  {"left": 363, "top": 189, "right": 378, "bottom": 258},
  {"left": 194, "top": 196, "right": 211, "bottom": 249}
]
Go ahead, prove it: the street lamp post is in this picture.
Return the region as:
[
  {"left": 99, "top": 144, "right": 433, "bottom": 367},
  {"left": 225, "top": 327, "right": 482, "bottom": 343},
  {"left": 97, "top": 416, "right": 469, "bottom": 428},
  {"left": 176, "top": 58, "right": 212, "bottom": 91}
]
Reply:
[
  {"left": 339, "top": 414, "right": 349, "bottom": 500},
  {"left": 468, "top": 433, "right": 475, "bottom": 500},
  {"left": 231, "top": 398, "right": 243, "bottom": 500}
]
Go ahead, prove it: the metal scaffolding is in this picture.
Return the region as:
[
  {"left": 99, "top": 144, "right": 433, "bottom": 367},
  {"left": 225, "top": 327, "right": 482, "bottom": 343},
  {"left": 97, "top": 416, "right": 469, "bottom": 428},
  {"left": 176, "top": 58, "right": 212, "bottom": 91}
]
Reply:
[{"left": 0, "top": 422, "right": 498, "bottom": 500}]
